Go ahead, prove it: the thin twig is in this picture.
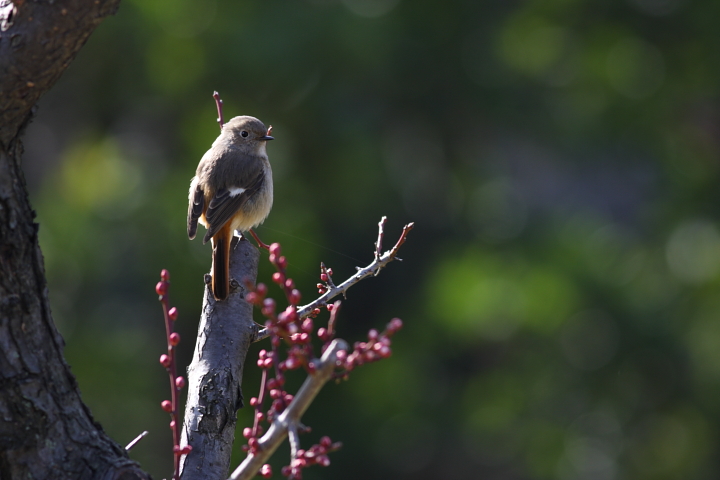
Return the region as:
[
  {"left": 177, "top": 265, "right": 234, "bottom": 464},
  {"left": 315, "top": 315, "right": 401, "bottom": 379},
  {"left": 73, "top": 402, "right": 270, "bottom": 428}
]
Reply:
[
  {"left": 288, "top": 423, "right": 300, "bottom": 460},
  {"left": 327, "top": 300, "right": 341, "bottom": 338},
  {"left": 228, "top": 339, "right": 348, "bottom": 480},
  {"left": 296, "top": 221, "right": 414, "bottom": 318},
  {"left": 213, "top": 91, "right": 224, "bottom": 131},
  {"left": 125, "top": 431, "right": 149, "bottom": 451},
  {"left": 374, "top": 216, "right": 387, "bottom": 261},
  {"left": 252, "top": 220, "right": 413, "bottom": 343}
]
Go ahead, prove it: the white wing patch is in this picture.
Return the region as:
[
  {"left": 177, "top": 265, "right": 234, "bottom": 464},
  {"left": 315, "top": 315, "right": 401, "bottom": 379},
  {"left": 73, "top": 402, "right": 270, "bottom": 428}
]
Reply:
[{"left": 228, "top": 186, "right": 246, "bottom": 197}]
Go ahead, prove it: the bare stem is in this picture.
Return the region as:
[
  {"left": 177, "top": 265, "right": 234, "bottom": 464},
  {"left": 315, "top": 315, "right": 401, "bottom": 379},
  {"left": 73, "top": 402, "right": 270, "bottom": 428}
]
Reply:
[
  {"left": 288, "top": 423, "right": 300, "bottom": 460},
  {"left": 213, "top": 91, "right": 224, "bottom": 131},
  {"left": 374, "top": 216, "right": 387, "bottom": 261},
  {"left": 296, "top": 220, "right": 414, "bottom": 318},
  {"left": 125, "top": 431, "right": 149, "bottom": 451}
]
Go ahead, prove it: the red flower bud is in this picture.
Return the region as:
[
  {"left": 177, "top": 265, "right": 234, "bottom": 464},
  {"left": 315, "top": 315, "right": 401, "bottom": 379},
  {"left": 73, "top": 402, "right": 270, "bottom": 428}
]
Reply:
[
  {"left": 284, "top": 306, "right": 298, "bottom": 323},
  {"left": 284, "top": 278, "right": 294, "bottom": 289},
  {"left": 288, "top": 289, "right": 301, "bottom": 305},
  {"left": 181, "top": 446, "right": 192, "bottom": 455},
  {"left": 278, "top": 256, "right": 288, "bottom": 269},
  {"left": 169, "top": 420, "right": 176, "bottom": 429},
  {"left": 156, "top": 281, "right": 167, "bottom": 296},
  {"left": 285, "top": 357, "right": 298, "bottom": 370},
  {"left": 272, "top": 272, "right": 284, "bottom": 285},
  {"left": 256, "top": 283, "right": 268, "bottom": 297},
  {"left": 245, "top": 292, "right": 259, "bottom": 305},
  {"left": 302, "top": 318, "right": 313, "bottom": 333},
  {"left": 161, "top": 269, "right": 170, "bottom": 281},
  {"left": 260, "top": 464, "right": 272, "bottom": 478},
  {"left": 320, "top": 273, "right": 328, "bottom": 282},
  {"left": 159, "top": 354, "right": 171, "bottom": 368},
  {"left": 318, "top": 328, "right": 329, "bottom": 341},
  {"left": 249, "top": 397, "right": 259, "bottom": 407},
  {"left": 243, "top": 427, "right": 252, "bottom": 438},
  {"left": 161, "top": 400, "right": 172, "bottom": 412},
  {"left": 269, "top": 243, "right": 282, "bottom": 257},
  {"left": 168, "top": 307, "right": 178, "bottom": 321},
  {"left": 175, "top": 376, "right": 186, "bottom": 389},
  {"left": 169, "top": 332, "right": 181, "bottom": 346},
  {"left": 320, "top": 436, "right": 332, "bottom": 447},
  {"left": 388, "top": 318, "right": 403, "bottom": 333},
  {"left": 262, "top": 298, "right": 276, "bottom": 316}
]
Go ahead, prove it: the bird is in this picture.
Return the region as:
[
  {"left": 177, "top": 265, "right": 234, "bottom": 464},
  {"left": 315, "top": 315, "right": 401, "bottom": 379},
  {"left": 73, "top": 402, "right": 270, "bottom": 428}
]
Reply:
[{"left": 187, "top": 115, "right": 274, "bottom": 301}]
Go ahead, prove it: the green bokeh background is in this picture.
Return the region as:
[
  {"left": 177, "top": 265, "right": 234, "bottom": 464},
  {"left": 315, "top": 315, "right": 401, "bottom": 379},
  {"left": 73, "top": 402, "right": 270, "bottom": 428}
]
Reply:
[{"left": 22, "top": 0, "right": 720, "bottom": 478}]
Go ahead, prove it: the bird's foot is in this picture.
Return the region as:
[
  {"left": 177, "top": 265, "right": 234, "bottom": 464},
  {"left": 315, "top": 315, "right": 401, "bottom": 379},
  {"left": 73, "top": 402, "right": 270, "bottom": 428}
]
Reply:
[{"left": 249, "top": 229, "right": 271, "bottom": 250}]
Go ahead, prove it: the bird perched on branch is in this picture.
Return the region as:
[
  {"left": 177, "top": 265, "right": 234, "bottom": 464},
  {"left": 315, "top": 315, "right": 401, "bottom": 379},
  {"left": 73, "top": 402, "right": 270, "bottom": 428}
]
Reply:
[{"left": 187, "top": 116, "right": 274, "bottom": 300}]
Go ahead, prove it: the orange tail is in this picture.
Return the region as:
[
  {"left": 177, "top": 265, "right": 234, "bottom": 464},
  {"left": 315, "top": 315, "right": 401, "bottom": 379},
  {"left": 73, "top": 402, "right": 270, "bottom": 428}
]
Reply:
[{"left": 211, "top": 224, "right": 232, "bottom": 301}]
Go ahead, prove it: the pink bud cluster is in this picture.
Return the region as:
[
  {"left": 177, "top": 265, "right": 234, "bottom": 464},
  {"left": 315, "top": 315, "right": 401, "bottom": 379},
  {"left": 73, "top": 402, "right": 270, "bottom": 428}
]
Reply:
[
  {"left": 281, "top": 436, "right": 343, "bottom": 480},
  {"left": 335, "top": 318, "right": 403, "bottom": 378},
  {"left": 315, "top": 262, "right": 335, "bottom": 295},
  {"left": 242, "top": 242, "right": 403, "bottom": 479},
  {"left": 155, "top": 269, "right": 192, "bottom": 479}
]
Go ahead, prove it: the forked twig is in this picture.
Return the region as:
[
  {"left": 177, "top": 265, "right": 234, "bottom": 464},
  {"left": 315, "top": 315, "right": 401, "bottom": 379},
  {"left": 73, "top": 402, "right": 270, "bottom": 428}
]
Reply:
[
  {"left": 297, "top": 220, "right": 414, "bottom": 318},
  {"left": 254, "top": 219, "right": 413, "bottom": 342}
]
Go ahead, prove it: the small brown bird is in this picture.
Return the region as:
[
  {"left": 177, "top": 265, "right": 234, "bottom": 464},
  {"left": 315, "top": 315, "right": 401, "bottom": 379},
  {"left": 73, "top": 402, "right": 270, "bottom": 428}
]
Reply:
[{"left": 187, "top": 115, "right": 274, "bottom": 300}]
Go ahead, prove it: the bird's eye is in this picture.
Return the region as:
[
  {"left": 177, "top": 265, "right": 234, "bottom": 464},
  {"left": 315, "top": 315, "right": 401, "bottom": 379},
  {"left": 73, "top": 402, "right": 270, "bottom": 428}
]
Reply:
[{"left": 241, "top": 130, "right": 249, "bottom": 138}]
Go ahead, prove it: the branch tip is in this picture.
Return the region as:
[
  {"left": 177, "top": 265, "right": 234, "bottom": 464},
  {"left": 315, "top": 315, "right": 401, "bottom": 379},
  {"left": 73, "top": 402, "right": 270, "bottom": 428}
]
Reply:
[
  {"left": 125, "top": 431, "right": 149, "bottom": 451},
  {"left": 213, "top": 91, "right": 225, "bottom": 131},
  {"left": 296, "top": 218, "right": 414, "bottom": 319}
]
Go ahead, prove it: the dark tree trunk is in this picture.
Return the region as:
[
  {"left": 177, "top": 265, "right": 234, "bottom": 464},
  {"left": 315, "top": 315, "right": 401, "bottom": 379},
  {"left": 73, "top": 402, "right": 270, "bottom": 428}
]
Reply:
[{"left": 0, "top": 1, "right": 149, "bottom": 478}]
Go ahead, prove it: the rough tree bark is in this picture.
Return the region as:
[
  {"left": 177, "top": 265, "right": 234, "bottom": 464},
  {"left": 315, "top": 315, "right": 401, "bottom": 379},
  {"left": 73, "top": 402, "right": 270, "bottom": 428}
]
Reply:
[
  {"left": 180, "top": 237, "right": 261, "bottom": 480},
  {"left": 0, "top": 1, "right": 150, "bottom": 478}
]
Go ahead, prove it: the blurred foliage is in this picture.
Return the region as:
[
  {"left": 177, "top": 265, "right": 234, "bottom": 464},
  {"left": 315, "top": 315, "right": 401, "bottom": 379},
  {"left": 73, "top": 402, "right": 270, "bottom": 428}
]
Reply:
[{"left": 20, "top": 0, "right": 720, "bottom": 478}]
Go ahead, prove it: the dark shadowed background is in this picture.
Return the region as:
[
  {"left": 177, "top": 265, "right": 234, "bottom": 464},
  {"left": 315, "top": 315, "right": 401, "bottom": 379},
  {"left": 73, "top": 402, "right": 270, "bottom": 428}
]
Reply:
[{"left": 22, "top": 0, "right": 720, "bottom": 478}]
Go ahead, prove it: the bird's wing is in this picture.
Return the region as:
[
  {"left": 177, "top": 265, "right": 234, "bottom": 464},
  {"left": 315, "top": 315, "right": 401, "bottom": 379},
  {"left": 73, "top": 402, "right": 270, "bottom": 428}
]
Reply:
[
  {"left": 202, "top": 170, "right": 266, "bottom": 244},
  {"left": 187, "top": 181, "right": 205, "bottom": 240}
]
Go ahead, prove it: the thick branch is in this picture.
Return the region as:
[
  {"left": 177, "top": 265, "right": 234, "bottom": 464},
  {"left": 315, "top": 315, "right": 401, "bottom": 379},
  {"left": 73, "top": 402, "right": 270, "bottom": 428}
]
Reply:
[
  {"left": 228, "top": 339, "right": 349, "bottom": 480},
  {"left": 180, "top": 237, "right": 262, "bottom": 480}
]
